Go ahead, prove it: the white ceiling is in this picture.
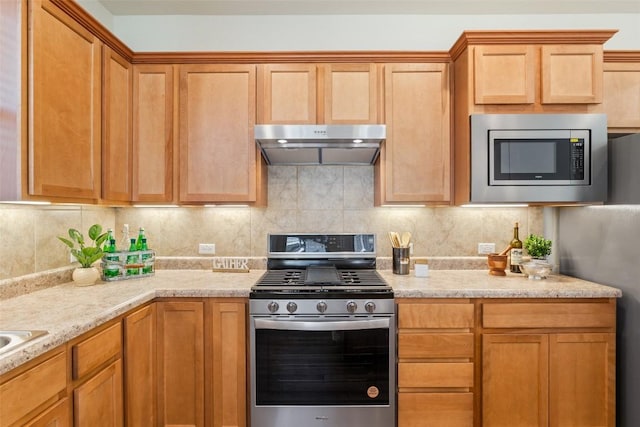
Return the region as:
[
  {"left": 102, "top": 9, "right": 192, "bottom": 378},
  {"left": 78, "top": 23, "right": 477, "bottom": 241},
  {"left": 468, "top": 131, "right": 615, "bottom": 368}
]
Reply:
[{"left": 97, "top": 0, "right": 640, "bottom": 16}]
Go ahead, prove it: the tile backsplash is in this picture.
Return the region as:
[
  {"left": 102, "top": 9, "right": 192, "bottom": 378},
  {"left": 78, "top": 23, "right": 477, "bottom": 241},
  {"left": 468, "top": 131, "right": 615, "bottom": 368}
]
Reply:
[{"left": 0, "top": 166, "right": 542, "bottom": 280}]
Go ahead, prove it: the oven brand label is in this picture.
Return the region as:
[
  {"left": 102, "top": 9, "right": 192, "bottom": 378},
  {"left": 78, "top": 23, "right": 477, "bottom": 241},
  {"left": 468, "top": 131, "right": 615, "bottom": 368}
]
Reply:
[{"left": 367, "top": 386, "right": 380, "bottom": 398}]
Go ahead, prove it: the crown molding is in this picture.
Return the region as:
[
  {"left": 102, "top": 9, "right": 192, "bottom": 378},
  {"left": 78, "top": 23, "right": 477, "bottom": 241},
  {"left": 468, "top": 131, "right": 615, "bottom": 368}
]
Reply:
[
  {"left": 449, "top": 29, "right": 618, "bottom": 60},
  {"left": 604, "top": 50, "right": 640, "bottom": 63}
]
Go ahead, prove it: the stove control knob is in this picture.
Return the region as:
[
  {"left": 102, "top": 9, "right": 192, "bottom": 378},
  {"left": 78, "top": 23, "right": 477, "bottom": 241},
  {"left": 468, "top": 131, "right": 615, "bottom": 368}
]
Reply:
[
  {"left": 267, "top": 301, "right": 279, "bottom": 313},
  {"left": 286, "top": 301, "right": 298, "bottom": 313},
  {"left": 365, "top": 301, "right": 376, "bottom": 313},
  {"left": 316, "top": 301, "right": 328, "bottom": 313},
  {"left": 346, "top": 300, "right": 358, "bottom": 314}
]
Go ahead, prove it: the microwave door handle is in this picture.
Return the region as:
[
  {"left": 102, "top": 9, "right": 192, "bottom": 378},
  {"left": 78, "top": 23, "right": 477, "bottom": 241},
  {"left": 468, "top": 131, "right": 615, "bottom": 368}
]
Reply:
[{"left": 253, "top": 318, "right": 390, "bottom": 331}]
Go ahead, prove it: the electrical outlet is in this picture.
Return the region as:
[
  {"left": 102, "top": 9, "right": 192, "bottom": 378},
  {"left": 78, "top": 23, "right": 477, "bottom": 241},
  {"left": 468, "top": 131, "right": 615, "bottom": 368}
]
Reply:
[
  {"left": 69, "top": 251, "right": 76, "bottom": 263},
  {"left": 478, "top": 242, "right": 496, "bottom": 255},
  {"left": 199, "top": 243, "right": 216, "bottom": 255}
]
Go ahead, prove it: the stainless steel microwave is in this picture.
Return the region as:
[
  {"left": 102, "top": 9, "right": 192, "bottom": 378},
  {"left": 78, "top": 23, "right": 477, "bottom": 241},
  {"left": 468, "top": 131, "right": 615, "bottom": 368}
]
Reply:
[{"left": 470, "top": 114, "right": 608, "bottom": 203}]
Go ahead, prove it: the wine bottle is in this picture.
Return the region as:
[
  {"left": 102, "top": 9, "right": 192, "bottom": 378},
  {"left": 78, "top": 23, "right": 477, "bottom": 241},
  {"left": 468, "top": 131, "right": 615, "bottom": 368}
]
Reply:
[{"left": 510, "top": 222, "right": 523, "bottom": 273}]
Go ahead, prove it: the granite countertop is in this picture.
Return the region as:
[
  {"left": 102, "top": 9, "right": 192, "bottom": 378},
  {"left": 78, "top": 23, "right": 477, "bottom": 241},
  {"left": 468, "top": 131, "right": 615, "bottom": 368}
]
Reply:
[{"left": 0, "top": 269, "right": 621, "bottom": 375}]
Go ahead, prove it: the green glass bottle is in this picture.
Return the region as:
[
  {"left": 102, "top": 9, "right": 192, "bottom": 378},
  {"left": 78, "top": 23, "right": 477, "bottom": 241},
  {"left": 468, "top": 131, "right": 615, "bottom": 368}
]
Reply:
[
  {"left": 140, "top": 237, "right": 153, "bottom": 275},
  {"left": 135, "top": 227, "right": 146, "bottom": 251},
  {"left": 104, "top": 238, "right": 120, "bottom": 278},
  {"left": 126, "top": 238, "right": 140, "bottom": 276}
]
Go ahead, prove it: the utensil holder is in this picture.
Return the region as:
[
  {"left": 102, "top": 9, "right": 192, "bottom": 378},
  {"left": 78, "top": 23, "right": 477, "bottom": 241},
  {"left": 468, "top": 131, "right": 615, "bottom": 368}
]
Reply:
[{"left": 392, "top": 247, "right": 410, "bottom": 275}]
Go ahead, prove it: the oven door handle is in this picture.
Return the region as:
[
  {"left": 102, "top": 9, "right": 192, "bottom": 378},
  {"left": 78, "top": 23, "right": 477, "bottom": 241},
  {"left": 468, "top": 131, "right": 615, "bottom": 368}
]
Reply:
[{"left": 253, "top": 317, "right": 390, "bottom": 331}]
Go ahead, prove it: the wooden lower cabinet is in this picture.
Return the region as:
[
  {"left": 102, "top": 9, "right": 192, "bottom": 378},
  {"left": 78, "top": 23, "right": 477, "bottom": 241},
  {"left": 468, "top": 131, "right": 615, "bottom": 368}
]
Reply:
[
  {"left": 481, "top": 300, "right": 616, "bottom": 427},
  {"left": 397, "top": 300, "right": 475, "bottom": 427},
  {"left": 399, "top": 393, "right": 474, "bottom": 427},
  {"left": 207, "top": 300, "right": 247, "bottom": 427},
  {"left": 0, "top": 349, "right": 67, "bottom": 426},
  {"left": 124, "top": 303, "right": 157, "bottom": 426},
  {"left": 74, "top": 360, "right": 124, "bottom": 427},
  {"left": 157, "top": 300, "right": 205, "bottom": 427},
  {"left": 23, "top": 397, "right": 71, "bottom": 427}
]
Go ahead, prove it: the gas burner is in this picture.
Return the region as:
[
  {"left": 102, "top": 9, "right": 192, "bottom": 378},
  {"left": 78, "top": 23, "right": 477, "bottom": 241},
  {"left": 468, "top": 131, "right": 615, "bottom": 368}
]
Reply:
[{"left": 251, "top": 233, "right": 392, "bottom": 306}]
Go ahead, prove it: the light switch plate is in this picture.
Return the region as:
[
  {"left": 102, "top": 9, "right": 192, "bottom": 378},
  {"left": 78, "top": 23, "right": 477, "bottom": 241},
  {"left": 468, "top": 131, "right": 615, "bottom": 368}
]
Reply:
[
  {"left": 478, "top": 242, "right": 496, "bottom": 255},
  {"left": 199, "top": 243, "right": 216, "bottom": 255}
]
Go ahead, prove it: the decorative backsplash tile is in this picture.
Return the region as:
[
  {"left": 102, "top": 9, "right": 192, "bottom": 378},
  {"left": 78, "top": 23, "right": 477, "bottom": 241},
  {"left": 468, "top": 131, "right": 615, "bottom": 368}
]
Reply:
[{"left": 0, "top": 166, "right": 542, "bottom": 280}]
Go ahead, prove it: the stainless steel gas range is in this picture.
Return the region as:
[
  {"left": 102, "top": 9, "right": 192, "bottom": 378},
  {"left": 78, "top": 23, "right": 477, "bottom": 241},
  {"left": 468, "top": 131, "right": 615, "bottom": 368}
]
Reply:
[{"left": 249, "top": 233, "right": 396, "bottom": 427}]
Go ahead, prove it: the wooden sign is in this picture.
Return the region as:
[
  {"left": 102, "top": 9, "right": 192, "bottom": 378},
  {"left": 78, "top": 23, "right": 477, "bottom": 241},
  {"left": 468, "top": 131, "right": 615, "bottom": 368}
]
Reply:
[{"left": 212, "top": 257, "right": 250, "bottom": 273}]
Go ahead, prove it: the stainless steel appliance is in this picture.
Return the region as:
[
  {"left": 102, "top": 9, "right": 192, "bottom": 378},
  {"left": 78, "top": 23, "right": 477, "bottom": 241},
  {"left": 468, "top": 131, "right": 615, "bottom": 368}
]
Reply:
[
  {"left": 250, "top": 233, "right": 395, "bottom": 427},
  {"left": 255, "top": 124, "right": 386, "bottom": 165},
  {"left": 470, "top": 113, "right": 608, "bottom": 203}
]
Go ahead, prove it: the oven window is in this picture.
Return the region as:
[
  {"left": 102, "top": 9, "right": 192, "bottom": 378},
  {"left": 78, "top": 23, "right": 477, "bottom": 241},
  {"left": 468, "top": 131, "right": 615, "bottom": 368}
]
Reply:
[
  {"left": 255, "top": 327, "right": 389, "bottom": 406},
  {"left": 493, "top": 138, "right": 572, "bottom": 180}
]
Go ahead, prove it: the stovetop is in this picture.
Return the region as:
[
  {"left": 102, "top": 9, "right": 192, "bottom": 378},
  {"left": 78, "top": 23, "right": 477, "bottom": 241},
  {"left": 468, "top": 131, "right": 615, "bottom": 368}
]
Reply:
[{"left": 251, "top": 233, "right": 393, "bottom": 307}]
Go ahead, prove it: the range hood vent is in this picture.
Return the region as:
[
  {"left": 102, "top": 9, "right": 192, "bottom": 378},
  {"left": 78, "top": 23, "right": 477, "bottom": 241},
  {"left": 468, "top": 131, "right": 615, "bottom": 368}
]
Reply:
[{"left": 255, "top": 124, "right": 386, "bottom": 165}]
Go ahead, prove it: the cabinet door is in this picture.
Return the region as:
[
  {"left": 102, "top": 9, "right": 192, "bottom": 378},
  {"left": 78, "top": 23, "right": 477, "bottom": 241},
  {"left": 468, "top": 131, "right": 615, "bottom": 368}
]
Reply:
[
  {"left": 603, "top": 61, "right": 640, "bottom": 132},
  {"left": 74, "top": 360, "right": 124, "bottom": 427},
  {"left": 378, "top": 63, "right": 451, "bottom": 204},
  {"left": 157, "top": 301, "right": 204, "bottom": 427},
  {"left": 132, "top": 64, "right": 175, "bottom": 202},
  {"left": 549, "top": 333, "right": 615, "bottom": 427},
  {"left": 207, "top": 300, "right": 246, "bottom": 427},
  {"left": 482, "top": 334, "right": 549, "bottom": 427},
  {"left": 541, "top": 45, "right": 603, "bottom": 104},
  {"left": 24, "top": 398, "right": 71, "bottom": 427},
  {"left": 124, "top": 304, "right": 157, "bottom": 427},
  {"left": 102, "top": 46, "right": 132, "bottom": 202},
  {"left": 323, "top": 63, "right": 379, "bottom": 124},
  {"left": 179, "top": 64, "right": 259, "bottom": 203},
  {"left": 474, "top": 45, "right": 536, "bottom": 104},
  {"left": 29, "top": 0, "right": 101, "bottom": 200},
  {"left": 399, "top": 393, "right": 473, "bottom": 427},
  {"left": 257, "top": 64, "right": 317, "bottom": 123}
]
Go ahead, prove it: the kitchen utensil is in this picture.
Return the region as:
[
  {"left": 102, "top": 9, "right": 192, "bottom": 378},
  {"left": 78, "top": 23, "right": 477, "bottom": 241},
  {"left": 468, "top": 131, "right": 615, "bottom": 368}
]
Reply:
[
  {"left": 400, "top": 231, "right": 412, "bottom": 248},
  {"left": 487, "top": 253, "right": 508, "bottom": 276}
]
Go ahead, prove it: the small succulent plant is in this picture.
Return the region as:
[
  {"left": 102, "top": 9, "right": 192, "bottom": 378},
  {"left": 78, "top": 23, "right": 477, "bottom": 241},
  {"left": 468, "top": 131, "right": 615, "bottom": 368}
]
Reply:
[{"left": 524, "top": 234, "right": 552, "bottom": 259}]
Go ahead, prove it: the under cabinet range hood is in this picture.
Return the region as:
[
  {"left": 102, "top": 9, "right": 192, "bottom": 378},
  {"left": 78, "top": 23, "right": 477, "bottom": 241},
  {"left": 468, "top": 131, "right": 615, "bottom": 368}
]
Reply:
[{"left": 255, "top": 124, "right": 386, "bottom": 165}]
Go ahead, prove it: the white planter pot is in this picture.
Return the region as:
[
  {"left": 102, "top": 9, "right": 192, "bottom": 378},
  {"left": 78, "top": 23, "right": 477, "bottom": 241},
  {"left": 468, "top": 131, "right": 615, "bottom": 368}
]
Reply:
[{"left": 72, "top": 267, "right": 100, "bottom": 286}]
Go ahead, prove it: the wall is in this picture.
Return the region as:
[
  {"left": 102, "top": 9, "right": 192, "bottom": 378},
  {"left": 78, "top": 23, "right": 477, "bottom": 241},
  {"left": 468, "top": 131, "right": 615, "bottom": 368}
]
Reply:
[
  {"left": 558, "top": 205, "right": 640, "bottom": 427},
  {"left": 110, "top": 14, "right": 640, "bottom": 51},
  {"left": 0, "top": 166, "right": 542, "bottom": 280}
]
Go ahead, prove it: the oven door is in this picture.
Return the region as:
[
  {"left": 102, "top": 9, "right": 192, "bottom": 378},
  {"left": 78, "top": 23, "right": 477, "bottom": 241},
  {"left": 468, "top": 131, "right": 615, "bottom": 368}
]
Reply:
[{"left": 251, "top": 316, "right": 394, "bottom": 407}]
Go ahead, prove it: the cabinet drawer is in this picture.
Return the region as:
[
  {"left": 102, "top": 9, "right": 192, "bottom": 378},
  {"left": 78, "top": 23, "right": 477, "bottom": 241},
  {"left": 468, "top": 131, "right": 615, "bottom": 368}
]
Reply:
[
  {"left": 0, "top": 350, "right": 67, "bottom": 426},
  {"left": 72, "top": 322, "right": 121, "bottom": 379},
  {"left": 398, "top": 303, "right": 474, "bottom": 329},
  {"left": 483, "top": 302, "right": 616, "bottom": 329},
  {"left": 399, "top": 392, "right": 473, "bottom": 427},
  {"left": 399, "top": 332, "right": 474, "bottom": 359},
  {"left": 398, "top": 362, "right": 474, "bottom": 388}
]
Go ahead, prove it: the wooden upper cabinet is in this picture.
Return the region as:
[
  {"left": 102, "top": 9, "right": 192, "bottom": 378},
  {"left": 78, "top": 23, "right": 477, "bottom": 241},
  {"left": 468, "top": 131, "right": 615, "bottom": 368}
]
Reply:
[
  {"left": 257, "top": 63, "right": 379, "bottom": 124},
  {"left": 323, "top": 63, "right": 379, "bottom": 123},
  {"left": 541, "top": 45, "right": 603, "bottom": 104},
  {"left": 179, "top": 64, "right": 264, "bottom": 204},
  {"left": 28, "top": 0, "right": 101, "bottom": 201},
  {"left": 474, "top": 45, "right": 536, "bottom": 104},
  {"left": 603, "top": 55, "right": 640, "bottom": 132},
  {"left": 102, "top": 46, "right": 132, "bottom": 202},
  {"left": 258, "top": 64, "right": 316, "bottom": 123},
  {"left": 376, "top": 63, "right": 451, "bottom": 205},
  {"left": 473, "top": 44, "right": 603, "bottom": 105},
  {"left": 132, "top": 64, "right": 175, "bottom": 202}
]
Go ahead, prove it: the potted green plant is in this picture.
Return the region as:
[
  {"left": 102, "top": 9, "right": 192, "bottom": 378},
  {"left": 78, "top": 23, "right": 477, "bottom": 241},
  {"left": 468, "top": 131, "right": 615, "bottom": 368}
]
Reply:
[
  {"left": 523, "top": 234, "right": 552, "bottom": 260},
  {"left": 58, "top": 224, "right": 108, "bottom": 286}
]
